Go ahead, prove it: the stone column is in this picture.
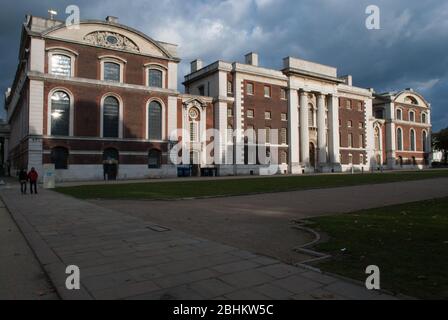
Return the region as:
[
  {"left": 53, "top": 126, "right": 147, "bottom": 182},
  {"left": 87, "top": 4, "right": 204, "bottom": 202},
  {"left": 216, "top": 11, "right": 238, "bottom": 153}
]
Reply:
[
  {"left": 385, "top": 102, "right": 396, "bottom": 169},
  {"left": 299, "top": 91, "right": 309, "bottom": 166},
  {"left": 317, "top": 93, "right": 327, "bottom": 167},
  {"left": 328, "top": 94, "right": 341, "bottom": 169},
  {"left": 287, "top": 89, "right": 300, "bottom": 173}
]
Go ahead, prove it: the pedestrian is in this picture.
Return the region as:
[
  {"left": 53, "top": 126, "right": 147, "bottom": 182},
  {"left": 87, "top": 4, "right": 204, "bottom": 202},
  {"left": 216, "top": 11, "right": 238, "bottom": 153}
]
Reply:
[
  {"left": 28, "top": 167, "right": 39, "bottom": 194},
  {"left": 19, "top": 169, "right": 28, "bottom": 194}
]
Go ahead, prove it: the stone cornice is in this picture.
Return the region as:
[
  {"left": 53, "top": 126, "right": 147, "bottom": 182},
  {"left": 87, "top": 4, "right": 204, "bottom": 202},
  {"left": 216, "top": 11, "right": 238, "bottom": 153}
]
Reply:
[{"left": 27, "top": 71, "right": 180, "bottom": 96}]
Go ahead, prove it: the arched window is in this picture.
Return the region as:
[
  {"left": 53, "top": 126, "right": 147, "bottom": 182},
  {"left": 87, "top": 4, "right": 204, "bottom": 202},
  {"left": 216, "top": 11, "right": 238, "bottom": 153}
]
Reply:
[
  {"left": 148, "top": 69, "right": 163, "bottom": 88},
  {"left": 148, "top": 101, "right": 162, "bottom": 140},
  {"left": 409, "top": 111, "right": 415, "bottom": 122},
  {"left": 103, "top": 96, "right": 120, "bottom": 138},
  {"left": 308, "top": 104, "right": 315, "bottom": 127},
  {"left": 396, "top": 109, "right": 402, "bottom": 120},
  {"left": 422, "top": 131, "right": 428, "bottom": 152},
  {"left": 410, "top": 129, "right": 416, "bottom": 151},
  {"left": 397, "top": 128, "right": 403, "bottom": 151},
  {"left": 50, "top": 54, "right": 72, "bottom": 77},
  {"left": 148, "top": 149, "right": 162, "bottom": 168},
  {"left": 50, "top": 91, "right": 70, "bottom": 136},
  {"left": 51, "top": 147, "right": 69, "bottom": 170},
  {"left": 421, "top": 113, "right": 427, "bottom": 124},
  {"left": 103, "top": 62, "right": 121, "bottom": 82}
]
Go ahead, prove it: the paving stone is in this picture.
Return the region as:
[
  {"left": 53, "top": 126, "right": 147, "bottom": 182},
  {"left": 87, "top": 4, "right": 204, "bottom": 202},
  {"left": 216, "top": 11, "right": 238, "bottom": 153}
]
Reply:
[
  {"left": 211, "top": 260, "right": 260, "bottom": 274},
  {"left": 323, "top": 281, "right": 381, "bottom": 300},
  {"left": 219, "top": 270, "right": 275, "bottom": 289},
  {"left": 154, "top": 268, "right": 219, "bottom": 289},
  {"left": 300, "top": 271, "right": 339, "bottom": 285},
  {"left": 253, "top": 283, "right": 295, "bottom": 300},
  {"left": 224, "top": 288, "right": 271, "bottom": 300},
  {"left": 292, "top": 288, "right": 346, "bottom": 300},
  {"left": 271, "top": 275, "right": 323, "bottom": 294},
  {"left": 189, "top": 278, "right": 235, "bottom": 299},
  {"left": 92, "top": 280, "right": 160, "bottom": 300},
  {"left": 257, "top": 263, "right": 303, "bottom": 279}
]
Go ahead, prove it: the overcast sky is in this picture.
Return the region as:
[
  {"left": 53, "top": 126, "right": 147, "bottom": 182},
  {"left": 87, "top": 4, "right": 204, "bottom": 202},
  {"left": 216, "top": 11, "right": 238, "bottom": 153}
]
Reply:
[{"left": 0, "top": 0, "right": 447, "bottom": 130}]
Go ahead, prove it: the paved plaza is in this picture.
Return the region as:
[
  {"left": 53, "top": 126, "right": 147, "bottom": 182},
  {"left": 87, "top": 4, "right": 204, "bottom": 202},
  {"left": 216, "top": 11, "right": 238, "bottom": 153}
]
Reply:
[
  {"left": 93, "top": 177, "right": 448, "bottom": 264},
  {"left": 0, "top": 182, "right": 405, "bottom": 300}
]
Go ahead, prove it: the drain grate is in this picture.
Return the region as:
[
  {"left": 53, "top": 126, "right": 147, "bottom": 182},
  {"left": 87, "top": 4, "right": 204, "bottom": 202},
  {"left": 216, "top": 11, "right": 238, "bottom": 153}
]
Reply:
[{"left": 147, "top": 225, "right": 171, "bottom": 232}]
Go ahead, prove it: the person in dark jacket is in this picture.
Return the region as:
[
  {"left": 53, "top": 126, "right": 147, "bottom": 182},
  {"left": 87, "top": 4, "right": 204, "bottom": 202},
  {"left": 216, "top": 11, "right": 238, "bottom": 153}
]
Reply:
[
  {"left": 19, "top": 169, "right": 28, "bottom": 194},
  {"left": 27, "top": 167, "right": 39, "bottom": 194}
]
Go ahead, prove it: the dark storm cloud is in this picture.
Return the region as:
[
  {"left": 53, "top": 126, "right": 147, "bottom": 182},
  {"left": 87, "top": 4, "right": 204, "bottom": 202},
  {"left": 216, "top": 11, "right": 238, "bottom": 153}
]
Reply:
[{"left": 1, "top": 0, "right": 446, "bottom": 130}]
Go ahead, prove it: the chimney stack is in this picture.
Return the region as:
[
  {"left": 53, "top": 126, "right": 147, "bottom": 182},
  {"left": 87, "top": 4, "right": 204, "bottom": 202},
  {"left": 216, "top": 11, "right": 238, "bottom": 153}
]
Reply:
[
  {"left": 191, "top": 59, "right": 203, "bottom": 73},
  {"left": 106, "top": 16, "right": 119, "bottom": 23},
  {"left": 342, "top": 75, "right": 353, "bottom": 86},
  {"left": 245, "top": 52, "right": 259, "bottom": 66}
]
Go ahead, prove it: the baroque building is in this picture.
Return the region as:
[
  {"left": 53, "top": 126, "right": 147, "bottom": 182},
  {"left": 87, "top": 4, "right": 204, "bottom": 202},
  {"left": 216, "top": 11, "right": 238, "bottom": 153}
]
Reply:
[{"left": 3, "top": 15, "right": 432, "bottom": 182}]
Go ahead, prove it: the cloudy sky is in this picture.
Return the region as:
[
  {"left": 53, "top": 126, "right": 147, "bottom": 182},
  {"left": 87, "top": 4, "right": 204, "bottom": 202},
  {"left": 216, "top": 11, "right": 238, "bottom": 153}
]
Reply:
[{"left": 0, "top": 0, "right": 447, "bottom": 130}]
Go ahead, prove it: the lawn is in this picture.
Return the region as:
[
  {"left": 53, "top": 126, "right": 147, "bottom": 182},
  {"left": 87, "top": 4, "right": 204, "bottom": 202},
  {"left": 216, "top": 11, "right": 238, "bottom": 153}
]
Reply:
[
  {"left": 55, "top": 170, "right": 448, "bottom": 200},
  {"left": 308, "top": 197, "right": 448, "bottom": 300}
]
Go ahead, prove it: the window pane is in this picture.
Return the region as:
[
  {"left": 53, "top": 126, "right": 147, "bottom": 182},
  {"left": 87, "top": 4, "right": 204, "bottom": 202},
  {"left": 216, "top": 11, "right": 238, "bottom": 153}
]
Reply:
[
  {"left": 148, "top": 101, "right": 162, "bottom": 140},
  {"left": 104, "top": 62, "right": 120, "bottom": 81},
  {"left": 51, "top": 147, "right": 69, "bottom": 170},
  {"left": 103, "top": 96, "right": 119, "bottom": 138},
  {"left": 51, "top": 54, "right": 71, "bottom": 77},
  {"left": 51, "top": 91, "right": 70, "bottom": 136},
  {"left": 148, "top": 69, "right": 163, "bottom": 88}
]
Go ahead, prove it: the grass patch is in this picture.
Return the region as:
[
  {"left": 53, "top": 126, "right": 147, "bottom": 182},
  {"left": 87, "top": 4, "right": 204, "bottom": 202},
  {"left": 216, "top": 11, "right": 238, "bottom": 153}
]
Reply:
[
  {"left": 308, "top": 197, "right": 448, "bottom": 300},
  {"left": 55, "top": 170, "right": 448, "bottom": 200}
]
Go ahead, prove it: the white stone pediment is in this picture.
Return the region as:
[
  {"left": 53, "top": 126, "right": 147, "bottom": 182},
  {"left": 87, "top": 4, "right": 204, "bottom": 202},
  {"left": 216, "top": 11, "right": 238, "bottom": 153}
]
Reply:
[{"left": 44, "top": 22, "right": 173, "bottom": 58}]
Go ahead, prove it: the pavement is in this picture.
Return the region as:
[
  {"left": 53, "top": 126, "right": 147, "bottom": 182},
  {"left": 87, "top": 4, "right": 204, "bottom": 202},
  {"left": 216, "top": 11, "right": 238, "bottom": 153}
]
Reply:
[
  {"left": 0, "top": 198, "right": 58, "bottom": 300},
  {"left": 0, "top": 183, "right": 397, "bottom": 300},
  {"left": 92, "top": 177, "right": 448, "bottom": 264}
]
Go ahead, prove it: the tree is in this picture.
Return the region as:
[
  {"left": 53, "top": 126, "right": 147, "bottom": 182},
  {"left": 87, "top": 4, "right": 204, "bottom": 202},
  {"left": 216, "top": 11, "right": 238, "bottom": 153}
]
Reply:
[{"left": 433, "top": 128, "right": 448, "bottom": 164}]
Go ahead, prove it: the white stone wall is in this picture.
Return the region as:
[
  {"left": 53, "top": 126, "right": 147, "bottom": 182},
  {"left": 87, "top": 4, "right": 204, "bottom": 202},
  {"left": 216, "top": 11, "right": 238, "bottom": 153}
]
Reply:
[{"left": 53, "top": 164, "right": 177, "bottom": 183}]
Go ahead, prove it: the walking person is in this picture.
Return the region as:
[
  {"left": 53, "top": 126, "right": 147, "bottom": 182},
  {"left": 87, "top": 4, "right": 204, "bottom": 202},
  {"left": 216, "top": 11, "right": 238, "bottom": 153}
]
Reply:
[
  {"left": 19, "top": 169, "right": 28, "bottom": 194},
  {"left": 28, "top": 167, "right": 39, "bottom": 194}
]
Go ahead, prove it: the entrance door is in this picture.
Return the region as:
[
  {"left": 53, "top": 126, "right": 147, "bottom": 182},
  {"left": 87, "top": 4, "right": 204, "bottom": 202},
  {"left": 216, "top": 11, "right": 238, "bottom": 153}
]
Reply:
[
  {"left": 190, "top": 151, "right": 201, "bottom": 177},
  {"left": 309, "top": 142, "right": 316, "bottom": 169}
]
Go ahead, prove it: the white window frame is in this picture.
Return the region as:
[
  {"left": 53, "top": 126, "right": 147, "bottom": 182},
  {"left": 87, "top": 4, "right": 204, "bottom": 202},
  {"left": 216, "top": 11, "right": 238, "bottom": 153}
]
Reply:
[
  {"left": 264, "top": 85, "right": 271, "bottom": 98},
  {"left": 396, "top": 108, "right": 403, "bottom": 121},
  {"left": 265, "top": 111, "right": 272, "bottom": 120},
  {"left": 145, "top": 97, "right": 166, "bottom": 141},
  {"left": 145, "top": 63, "right": 167, "bottom": 89},
  {"left": 47, "top": 48, "right": 78, "bottom": 77},
  {"left": 47, "top": 88, "right": 75, "bottom": 137},
  {"left": 281, "top": 113, "right": 288, "bottom": 121},
  {"left": 246, "top": 83, "right": 254, "bottom": 95},
  {"left": 247, "top": 109, "right": 254, "bottom": 118},
  {"left": 421, "top": 112, "right": 427, "bottom": 124},
  {"left": 99, "top": 56, "right": 126, "bottom": 83},
  {"left": 409, "top": 110, "right": 416, "bottom": 122},
  {"left": 100, "top": 93, "right": 124, "bottom": 139},
  {"left": 410, "top": 128, "right": 416, "bottom": 151},
  {"left": 396, "top": 127, "right": 403, "bottom": 151}
]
